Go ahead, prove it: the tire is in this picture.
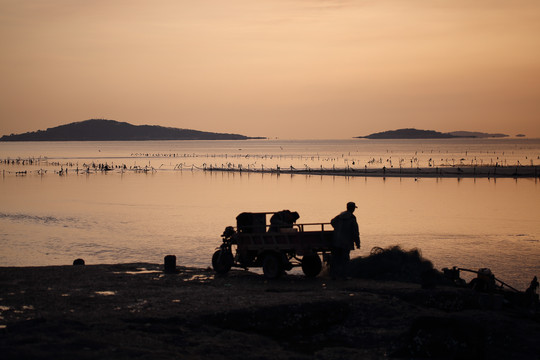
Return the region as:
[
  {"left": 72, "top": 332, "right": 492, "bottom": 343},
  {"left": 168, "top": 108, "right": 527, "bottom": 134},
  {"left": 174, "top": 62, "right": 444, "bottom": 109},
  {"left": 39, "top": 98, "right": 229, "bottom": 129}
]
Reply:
[
  {"left": 301, "top": 253, "right": 322, "bottom": 277},
  {"left": 262, "top": 253, "right": 283, "bottom": 279},
  {"left": 212, "top": 249, "right": 233, "bottom": 274}
]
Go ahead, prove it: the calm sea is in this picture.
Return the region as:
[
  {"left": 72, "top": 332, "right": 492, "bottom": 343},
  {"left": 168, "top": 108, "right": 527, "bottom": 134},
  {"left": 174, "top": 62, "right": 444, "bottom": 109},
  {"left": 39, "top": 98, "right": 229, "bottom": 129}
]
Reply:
[{"left": 1, "top": 139, "right": 539, "bottom": 289}]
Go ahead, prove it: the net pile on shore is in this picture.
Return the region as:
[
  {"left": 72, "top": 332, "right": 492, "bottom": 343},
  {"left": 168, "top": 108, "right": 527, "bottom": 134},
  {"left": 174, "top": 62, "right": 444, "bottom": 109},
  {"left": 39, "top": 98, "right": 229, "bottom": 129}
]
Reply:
[{"left": 347, "top": 245, "right": 439, "bottom": 284}]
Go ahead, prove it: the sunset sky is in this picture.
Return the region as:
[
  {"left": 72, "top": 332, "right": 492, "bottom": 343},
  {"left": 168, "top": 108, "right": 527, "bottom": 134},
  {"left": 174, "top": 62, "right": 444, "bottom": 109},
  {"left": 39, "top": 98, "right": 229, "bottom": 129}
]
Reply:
[{"left": 1, "top": 0, "right": 539, "bottom": 139}]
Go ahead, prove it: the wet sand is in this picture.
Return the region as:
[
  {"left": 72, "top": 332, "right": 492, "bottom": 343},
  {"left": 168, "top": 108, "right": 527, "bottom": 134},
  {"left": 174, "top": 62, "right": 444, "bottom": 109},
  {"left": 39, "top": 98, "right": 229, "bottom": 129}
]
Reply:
[
  {"left": 2, "top": 162, "right": 539, "bottom": 178},
  {"left": 1, "top": 263, "right": 539, "bottom": 359}
]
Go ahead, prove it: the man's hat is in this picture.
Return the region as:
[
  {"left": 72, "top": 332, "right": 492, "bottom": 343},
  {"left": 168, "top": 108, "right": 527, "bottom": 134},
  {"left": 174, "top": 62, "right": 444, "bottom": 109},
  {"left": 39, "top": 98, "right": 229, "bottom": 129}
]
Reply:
[{"left": 347, "top": 202, "right": 357, "bottom": 209}]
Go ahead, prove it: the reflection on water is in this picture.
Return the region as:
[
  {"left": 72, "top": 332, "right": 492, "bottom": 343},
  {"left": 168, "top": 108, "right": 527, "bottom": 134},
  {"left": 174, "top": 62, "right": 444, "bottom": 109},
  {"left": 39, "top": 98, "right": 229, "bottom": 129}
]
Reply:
[
  {"left": 113, "top": 268, "right": 162, "bottom": 275},
  {"left": 183, "top": 274, "right": 215, "bottom": 283},
  {"left": 0, "top": 140, "right": 539, "bottom": 289}
]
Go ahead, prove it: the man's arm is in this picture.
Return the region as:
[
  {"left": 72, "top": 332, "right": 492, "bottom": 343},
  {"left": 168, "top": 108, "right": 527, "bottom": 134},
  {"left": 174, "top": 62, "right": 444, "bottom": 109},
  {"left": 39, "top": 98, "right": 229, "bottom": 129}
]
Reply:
[
  {"left": 331, "top": 215, "right": 339, "bottom": 229},
  {"left": 353, "top": 219, "right": 360, "bottom": 249}
]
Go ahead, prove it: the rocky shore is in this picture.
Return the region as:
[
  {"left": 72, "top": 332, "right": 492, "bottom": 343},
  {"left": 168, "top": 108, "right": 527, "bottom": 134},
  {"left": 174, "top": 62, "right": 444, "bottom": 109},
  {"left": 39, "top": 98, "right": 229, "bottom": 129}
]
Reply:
[{"left": 1, "top": 263, "right": 539, "bottom": 359}]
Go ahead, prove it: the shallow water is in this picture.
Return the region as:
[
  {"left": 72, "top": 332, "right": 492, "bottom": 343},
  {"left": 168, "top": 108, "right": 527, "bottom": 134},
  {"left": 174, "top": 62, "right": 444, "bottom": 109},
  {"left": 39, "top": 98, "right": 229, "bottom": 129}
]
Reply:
[
  {"left": 1, "top": 138, "right": 539, "bottom": 171},
  {"left": 1, "top": 140, "right": 539, "bottom": 289}
]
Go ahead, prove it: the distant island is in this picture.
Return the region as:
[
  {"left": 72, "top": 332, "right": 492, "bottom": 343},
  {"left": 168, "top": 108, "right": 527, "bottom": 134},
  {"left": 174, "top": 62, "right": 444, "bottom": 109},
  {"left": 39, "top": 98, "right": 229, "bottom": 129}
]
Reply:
[
  {"left": 0, "top": 119, "right": 265, "bottom": 141},
  {"left": 446, "top": 131, "right": 509, "bottom": 138},
  {"left": 357, "top": 128, "right": 509, "bottom": 139}
]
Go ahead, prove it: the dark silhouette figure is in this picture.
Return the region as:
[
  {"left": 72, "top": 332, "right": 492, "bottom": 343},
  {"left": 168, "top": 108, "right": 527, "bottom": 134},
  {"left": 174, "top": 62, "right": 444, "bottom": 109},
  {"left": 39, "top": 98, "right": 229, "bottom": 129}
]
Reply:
[
  {"left": 268, "top": 210, "right": 300, "bottom": 233},
  {"left": 330, "top": 202, "right": 360, "bottom": 279}
]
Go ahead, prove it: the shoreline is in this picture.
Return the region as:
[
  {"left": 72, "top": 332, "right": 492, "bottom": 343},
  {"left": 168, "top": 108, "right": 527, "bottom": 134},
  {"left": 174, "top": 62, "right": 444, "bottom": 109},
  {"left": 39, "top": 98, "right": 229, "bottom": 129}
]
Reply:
[
  {"left": 1, "top": 263, "right": 539, "bottom": 359},
  {"left": 2, "top": 165, "right": 539, "bottom": 178},
  {"left": 203, "top": 165, "right": 540, "bottom": 178}
]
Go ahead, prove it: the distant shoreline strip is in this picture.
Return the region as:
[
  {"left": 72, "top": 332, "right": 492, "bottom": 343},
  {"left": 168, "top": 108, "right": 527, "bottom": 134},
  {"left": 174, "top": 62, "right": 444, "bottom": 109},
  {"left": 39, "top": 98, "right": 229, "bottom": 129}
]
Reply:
[
  {"left": 2, "top": 165, "right": 539, "bottom": 178},
  {"left": 201, "top": 165, "right": 540, "bottom": 178}
]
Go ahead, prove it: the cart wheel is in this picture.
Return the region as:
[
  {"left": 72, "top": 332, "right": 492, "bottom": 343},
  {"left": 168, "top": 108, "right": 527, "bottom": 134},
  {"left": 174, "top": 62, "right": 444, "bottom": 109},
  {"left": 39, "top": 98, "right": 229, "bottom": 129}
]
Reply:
[
  {"left": 301, "top": 253, "right": 322, "bottom": 277},
  {"left": 212, "top": 249, "right": 233, "bottom": 274},
  {"left": 262, "top": 253, "right": 283, "bottom": 279}
]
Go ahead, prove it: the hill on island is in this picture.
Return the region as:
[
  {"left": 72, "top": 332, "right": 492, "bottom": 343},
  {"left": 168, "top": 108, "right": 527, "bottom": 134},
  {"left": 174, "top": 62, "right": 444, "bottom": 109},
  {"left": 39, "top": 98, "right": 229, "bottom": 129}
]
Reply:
[
  {"left": 0, "top": 119, "right": 264, "bottom": 141},
  {"left": 357, "top": 128, "right": 509, "bottom": 139}
]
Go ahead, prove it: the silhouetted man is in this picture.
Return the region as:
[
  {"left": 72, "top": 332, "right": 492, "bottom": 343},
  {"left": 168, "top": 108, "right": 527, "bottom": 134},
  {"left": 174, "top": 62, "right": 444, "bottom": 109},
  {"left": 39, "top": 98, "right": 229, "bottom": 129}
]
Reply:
[{"left": 330, "top": 202, "right": 360, "bottom": 279}]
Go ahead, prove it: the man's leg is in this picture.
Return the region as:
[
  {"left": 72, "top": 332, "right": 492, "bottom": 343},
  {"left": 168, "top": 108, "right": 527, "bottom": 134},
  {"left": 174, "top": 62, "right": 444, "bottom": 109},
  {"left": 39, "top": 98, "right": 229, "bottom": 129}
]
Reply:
[{"left": 331, "top": 248, "right": 347, "bottom": 279}]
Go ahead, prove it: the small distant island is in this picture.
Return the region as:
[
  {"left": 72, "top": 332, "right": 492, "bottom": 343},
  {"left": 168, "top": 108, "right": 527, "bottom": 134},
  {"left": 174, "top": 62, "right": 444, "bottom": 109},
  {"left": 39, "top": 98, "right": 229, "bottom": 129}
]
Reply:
[
  {"left": 357, "top": 128, "right": 509, "bottom": 139},
  {"left": 0, "top": 119, "right": 265, "bottom": 141}
]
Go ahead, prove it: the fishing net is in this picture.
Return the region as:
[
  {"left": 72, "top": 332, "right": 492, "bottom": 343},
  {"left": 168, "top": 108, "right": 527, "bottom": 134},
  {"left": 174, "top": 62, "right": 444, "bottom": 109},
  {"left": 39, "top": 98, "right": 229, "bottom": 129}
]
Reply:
[{"left": 347, "top": 245, "right": 440, "bottom": 284}]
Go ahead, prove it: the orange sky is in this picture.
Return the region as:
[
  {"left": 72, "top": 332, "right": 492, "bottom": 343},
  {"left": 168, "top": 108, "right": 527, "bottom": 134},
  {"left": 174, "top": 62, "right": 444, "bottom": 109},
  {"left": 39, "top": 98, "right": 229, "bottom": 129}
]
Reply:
[{"left": 1, "top": 0, "right": 539, "bottom": 139}]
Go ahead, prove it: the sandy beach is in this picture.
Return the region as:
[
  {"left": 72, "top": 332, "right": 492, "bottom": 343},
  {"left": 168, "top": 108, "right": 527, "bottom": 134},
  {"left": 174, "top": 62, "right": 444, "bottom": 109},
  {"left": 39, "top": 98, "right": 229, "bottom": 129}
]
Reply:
[{"left": 1, "top": 262, "right": 539, "bottom": 359}]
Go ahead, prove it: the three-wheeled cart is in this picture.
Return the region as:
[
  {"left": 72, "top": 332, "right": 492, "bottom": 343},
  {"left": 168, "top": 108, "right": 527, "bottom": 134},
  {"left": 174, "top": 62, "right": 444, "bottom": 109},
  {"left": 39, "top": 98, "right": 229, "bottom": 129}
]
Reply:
[{"left": 211, "top": 212, "right": 334, "bottom": 278}]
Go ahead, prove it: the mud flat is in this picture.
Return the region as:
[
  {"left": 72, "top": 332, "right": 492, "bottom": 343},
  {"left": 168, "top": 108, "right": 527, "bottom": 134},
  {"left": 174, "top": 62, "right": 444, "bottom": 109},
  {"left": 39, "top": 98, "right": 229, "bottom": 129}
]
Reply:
[
  {"left": 204, "top": 165, "right": 540, "bottom": 178},
  {"left": 2, "top": 164, "right": 539, "bottom": 178},
  {"left": 1, "top": 263, "right": 539, "bottom": 359}
]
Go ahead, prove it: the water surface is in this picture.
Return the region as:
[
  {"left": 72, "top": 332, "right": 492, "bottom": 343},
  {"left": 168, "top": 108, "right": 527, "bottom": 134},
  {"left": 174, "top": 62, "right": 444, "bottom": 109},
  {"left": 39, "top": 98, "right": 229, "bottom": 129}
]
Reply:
[{"left": 1, "top": 140, "right": 539, "bottom": 289}]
